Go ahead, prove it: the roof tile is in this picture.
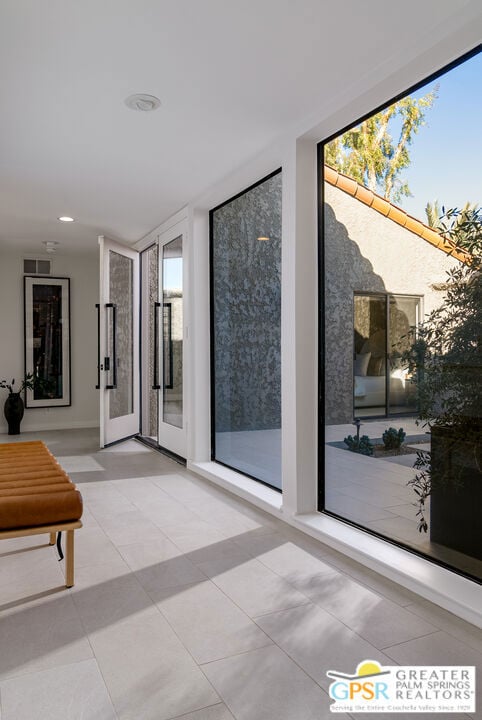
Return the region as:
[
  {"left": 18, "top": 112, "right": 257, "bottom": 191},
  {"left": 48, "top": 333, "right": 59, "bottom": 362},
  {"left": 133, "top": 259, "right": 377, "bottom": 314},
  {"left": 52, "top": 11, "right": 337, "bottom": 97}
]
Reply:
[
  {"left": 370, "top": 195, "right": 391, "bottom": 216},
  {"left": 324, "top": 165, "right": 468, "bottom": 262}
]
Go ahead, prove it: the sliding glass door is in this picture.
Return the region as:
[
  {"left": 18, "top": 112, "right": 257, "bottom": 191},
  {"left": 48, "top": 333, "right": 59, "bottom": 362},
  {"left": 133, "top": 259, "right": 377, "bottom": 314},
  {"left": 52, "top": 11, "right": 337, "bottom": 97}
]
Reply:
[
  {"left": 354, "top": 293, "right": 420, "bottom": 418},
  {"left": 354, "top": 294, "right": 387, "bottom": 417}
]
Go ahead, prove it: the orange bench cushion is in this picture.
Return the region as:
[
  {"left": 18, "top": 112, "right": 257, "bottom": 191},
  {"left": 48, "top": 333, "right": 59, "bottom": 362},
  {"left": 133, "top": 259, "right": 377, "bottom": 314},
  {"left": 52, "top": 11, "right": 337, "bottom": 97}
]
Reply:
[{"left": 0, "top": 441, "right": 83, "bottom": 530}]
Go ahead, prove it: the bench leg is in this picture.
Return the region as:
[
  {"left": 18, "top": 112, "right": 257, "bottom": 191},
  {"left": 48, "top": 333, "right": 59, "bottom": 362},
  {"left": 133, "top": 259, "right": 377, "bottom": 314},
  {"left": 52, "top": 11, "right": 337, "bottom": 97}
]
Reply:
[
  {"left": 65, "top": 530, "right": 75, "bottom": 588},
  {"left": 49, "top": 532, "right": 56, "bottom": 545}
]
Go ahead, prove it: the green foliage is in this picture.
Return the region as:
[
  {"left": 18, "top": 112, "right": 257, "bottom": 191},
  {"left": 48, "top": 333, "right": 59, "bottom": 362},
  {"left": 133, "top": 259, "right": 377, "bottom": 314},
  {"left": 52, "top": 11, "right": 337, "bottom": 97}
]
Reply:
[
  {"left": 382, "top": 427, "right": 406, "bottom": 450},
  {"left": 402, "top": 207, "right": 482, "bottom": 531},
  {"left": 403, "top": 207, "right": 482, "bottom": 430},
  {"left": 0, "top": 373, "right": 38, "bottom": 394},
  {"left": 344, "top": 434, "right": 374, "bottom": 456},
  {"left": 407, "top": 450, "right": 431, "bottom": 533},
  {"left": 424, "top": 200, "right": 443, "bottom": 229},
  {"left": 425, "top": 202, "right": 479, "bottom": 249},
  {"left": 325, "top": 88, "right": 437, "bottom": 204}
]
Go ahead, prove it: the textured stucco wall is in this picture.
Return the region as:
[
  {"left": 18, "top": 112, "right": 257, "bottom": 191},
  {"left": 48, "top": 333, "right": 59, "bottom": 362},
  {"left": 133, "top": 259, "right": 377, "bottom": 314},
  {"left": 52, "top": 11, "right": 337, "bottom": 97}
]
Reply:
[
  {"left": 109, "top": 250, "right": 133, "bottom": 420},
  {"left": 324, "top": 183, "right": 458, "bottom": 424},
  {"left": 212, "top": 172, "right": 282, "bottom": 432}
]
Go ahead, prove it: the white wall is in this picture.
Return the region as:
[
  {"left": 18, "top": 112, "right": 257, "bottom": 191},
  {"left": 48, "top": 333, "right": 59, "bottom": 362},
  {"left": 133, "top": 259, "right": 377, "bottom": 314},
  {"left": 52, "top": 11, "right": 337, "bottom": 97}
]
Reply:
[{"left": 0, "top": 249, "right": 99, "bottom": 432}]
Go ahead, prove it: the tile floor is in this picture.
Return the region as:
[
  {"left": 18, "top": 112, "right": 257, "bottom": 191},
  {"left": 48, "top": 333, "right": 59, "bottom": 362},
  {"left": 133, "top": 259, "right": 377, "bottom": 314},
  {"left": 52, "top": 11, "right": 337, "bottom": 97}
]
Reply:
[{"left": 0, "top": 428, "right": 481, "bottom": 720}]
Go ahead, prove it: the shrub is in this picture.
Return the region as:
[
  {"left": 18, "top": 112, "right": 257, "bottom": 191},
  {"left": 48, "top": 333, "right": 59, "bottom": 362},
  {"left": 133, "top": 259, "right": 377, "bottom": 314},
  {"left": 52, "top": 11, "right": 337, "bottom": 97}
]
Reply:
[
  {"left": 382, "top": 427, "right": 406, "bottom": 450},
  {"left": 344, "top": 434, "right": 374, "bottom": 456},
  {"left": 401, "top": 206, "right": 482, "bottom": 532}
]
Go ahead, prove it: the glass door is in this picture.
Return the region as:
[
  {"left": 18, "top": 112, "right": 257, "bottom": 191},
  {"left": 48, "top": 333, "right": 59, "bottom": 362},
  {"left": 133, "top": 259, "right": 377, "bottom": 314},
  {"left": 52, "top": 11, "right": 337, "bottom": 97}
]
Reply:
[
  {"left": 353, "top": 294, "right": 387, "bottom": 418},
  {"left": 388, "top": 295, "right": 421, "bottom": 414},
  {"left": 353, "top": 293, "right": 421, "bottom": 418},
  {"left": 140, "top": 244, "right": 159, "bottom": 445},
  {"left": 98, "top": 236, "right": 139, "bottom": 447},
  {"left": 157, "top": 225, "right": 186, "bottom": 458},
  {"left": 139, "top": 223, "right": 187, "bottom": 459}
]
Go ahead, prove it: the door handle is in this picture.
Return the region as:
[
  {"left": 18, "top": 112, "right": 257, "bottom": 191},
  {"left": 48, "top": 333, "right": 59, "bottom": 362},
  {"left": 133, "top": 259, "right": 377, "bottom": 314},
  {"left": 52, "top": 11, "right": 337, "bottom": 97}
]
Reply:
[
  {"left": 105, "top": 303, "right": 117, "bottom": 390},
  {"left": 95, "top": 304, "right": 101, "bottom": 389},
  {"left": 152, "top": 302, "right": 161, "bottom": 389}
]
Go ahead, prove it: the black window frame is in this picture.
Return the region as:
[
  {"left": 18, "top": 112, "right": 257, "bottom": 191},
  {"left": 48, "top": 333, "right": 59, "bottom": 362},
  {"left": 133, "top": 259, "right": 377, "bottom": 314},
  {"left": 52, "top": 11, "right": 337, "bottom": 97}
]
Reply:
[
  {"left": 209, "top": 167, "right": 283, "bottom": 492},
  {"left": 317, "top": 45, "right": 482, "bottom": 583}
]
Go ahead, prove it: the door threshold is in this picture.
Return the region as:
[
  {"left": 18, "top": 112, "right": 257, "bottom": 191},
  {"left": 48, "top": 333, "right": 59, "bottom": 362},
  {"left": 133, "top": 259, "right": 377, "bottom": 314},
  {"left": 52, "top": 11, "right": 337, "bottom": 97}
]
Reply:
[
  {"left": 135, "top": 435, "right": 186, "bottom": 465},
  {"left": 103, "top": 433, "right": 139, "bottom": 449}
]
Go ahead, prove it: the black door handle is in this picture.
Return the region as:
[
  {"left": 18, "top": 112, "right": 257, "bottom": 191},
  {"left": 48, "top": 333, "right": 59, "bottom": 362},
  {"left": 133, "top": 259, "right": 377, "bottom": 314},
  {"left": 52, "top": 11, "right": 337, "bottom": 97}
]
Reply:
[
  {"left": 105, "top": 303, "right": 117, "bottom": 389},
  {"left": 152, "top": 302, "right": 161, "bottom": 389},
  {"left": 95, "top": 304, "right": 101, "bottom": 389}
]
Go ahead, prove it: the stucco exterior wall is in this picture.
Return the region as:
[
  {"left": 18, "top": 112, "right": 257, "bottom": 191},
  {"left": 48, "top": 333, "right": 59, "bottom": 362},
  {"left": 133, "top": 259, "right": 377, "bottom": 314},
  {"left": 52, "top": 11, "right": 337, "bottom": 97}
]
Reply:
[{"left": 324, "top": 183, "right": 458, "bottom": 424}]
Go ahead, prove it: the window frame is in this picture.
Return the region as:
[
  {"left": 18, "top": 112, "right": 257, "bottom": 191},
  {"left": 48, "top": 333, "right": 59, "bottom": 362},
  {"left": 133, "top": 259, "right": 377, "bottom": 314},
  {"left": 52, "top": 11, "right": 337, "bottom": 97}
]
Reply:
[
  {"left": 317, "top": 45, "right": 481, "bottom": 582},
  {"left": 209, "top": 167, "right": 283, "bottom": 491}
]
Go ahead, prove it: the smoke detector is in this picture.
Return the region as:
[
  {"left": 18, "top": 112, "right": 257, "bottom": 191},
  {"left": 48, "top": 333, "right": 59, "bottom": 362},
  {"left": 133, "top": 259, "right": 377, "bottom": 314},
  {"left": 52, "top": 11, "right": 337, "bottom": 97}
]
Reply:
[
  {"left": 43, "top": 241, "right": 59, "bottom": 254},
  {"left": 125, "top": 94, "right": 161, "bottom": 112}
]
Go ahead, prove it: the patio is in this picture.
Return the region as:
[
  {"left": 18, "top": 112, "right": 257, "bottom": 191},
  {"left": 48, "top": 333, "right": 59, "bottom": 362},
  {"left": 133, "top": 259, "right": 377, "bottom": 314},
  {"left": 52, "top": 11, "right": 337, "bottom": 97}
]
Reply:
[{"left": 325, "top": 418, "right": 482, "bottom": 578}]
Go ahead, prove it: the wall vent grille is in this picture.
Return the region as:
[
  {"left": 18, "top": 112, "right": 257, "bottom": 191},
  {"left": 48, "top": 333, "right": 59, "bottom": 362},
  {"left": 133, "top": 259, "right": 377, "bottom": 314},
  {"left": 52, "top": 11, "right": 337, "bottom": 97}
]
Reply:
[{"left": 23, "top": 258, "right": 52, "bottom": 275}]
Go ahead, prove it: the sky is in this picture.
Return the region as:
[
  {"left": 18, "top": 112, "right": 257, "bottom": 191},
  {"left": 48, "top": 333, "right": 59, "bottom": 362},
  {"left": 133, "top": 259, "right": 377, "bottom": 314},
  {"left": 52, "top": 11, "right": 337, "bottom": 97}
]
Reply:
[
  {"left": 388, "top": 50, "right": 482, "bottom": 222},
  {"left": 163, "top": 257, "right": 182, "bottom": 291}
]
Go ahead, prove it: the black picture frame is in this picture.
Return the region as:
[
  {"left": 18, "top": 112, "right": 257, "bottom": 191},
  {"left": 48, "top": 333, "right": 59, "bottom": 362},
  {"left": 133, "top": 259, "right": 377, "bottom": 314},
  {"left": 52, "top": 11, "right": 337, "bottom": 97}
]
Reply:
[{"left": 24, "top": 276, "right": 71, "bottom": 408}]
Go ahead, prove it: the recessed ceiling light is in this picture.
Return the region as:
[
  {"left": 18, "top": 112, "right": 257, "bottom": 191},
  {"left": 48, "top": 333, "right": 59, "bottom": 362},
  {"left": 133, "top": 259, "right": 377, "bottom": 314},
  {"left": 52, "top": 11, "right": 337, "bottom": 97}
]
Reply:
[
  {"left": 257, "top": 236, "right": 270, "bottom": 241},
  {"left": 125, "top": 93, "right": 161, "bottom": 112},
  {"left": 58, "top": 216, "right": 75, "bottom": 222}
]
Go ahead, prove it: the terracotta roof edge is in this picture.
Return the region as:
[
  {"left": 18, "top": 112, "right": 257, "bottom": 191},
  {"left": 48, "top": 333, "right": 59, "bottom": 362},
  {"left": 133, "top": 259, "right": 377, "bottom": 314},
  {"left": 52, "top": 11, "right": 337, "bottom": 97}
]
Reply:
[{"left": 323, "top": 164, "right": 467, "bottom": 261}]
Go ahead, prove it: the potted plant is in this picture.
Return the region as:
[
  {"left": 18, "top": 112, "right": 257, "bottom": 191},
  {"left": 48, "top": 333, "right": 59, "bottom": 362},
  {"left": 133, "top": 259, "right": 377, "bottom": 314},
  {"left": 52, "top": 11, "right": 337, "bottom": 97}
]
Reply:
[
  {"left": 0, "top": 374, "right": 39, "bottom": 435},
  {"left": 404, "top": 207, "right": 481, "bottom": 560}
]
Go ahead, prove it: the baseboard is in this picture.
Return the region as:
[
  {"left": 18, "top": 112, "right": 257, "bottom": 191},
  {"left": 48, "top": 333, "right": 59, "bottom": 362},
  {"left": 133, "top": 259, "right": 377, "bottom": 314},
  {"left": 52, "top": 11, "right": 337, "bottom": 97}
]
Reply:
[{"left": 0, "top": 420, "right": 100, "bottom": 433}]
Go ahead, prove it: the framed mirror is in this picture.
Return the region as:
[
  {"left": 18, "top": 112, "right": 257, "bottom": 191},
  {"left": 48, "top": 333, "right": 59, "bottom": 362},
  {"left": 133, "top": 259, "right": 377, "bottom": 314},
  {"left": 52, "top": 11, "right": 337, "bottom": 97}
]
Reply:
[{"left": 24, "top": 276, "right": 71, "bottom": 407}]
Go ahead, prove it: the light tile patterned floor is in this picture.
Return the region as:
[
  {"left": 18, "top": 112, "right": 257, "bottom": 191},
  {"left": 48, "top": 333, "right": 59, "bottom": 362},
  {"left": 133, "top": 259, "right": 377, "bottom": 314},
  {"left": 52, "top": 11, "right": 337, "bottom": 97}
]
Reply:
[{"left": 0, "top": 428, "right": 480, "bottom": 720}]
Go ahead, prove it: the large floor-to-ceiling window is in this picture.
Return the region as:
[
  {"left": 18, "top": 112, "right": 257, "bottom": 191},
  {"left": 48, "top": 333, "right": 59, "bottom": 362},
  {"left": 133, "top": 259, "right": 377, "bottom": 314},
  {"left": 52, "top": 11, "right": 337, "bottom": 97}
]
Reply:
[
  {"left": 320, "top": 48, "right": 481, "bottom": 581},
  {"left": 210, "top": 170, "right": 282, "bottom": 489}
]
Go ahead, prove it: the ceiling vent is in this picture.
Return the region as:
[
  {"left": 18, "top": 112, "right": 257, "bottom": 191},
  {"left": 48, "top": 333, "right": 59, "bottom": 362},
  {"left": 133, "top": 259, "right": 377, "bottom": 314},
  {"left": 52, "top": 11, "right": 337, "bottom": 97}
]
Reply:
[{"left": 24, "top": 258, "right": 52, "bottom": 275}]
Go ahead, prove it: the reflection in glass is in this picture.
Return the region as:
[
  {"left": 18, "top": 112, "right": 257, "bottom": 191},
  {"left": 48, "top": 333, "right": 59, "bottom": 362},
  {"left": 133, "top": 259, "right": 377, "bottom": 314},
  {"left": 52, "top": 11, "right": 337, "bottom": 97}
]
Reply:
[
  {"left": 32, "top": 284, "right": 63, "bottom": 400},
  {"left": 388, "top": 295, "right": 420, "bottom": 413},
  {"left": 162, "top": 236, "right": 183, "bottom": 428},
  {"left": 211, "top": 171, "right": 282, "bottom": 489},
  {"left": 109, "top": 250, "right": 133, "bottom": 420},
  {"left": 24, "top": 277, "right": 70, "bottom": 407}
]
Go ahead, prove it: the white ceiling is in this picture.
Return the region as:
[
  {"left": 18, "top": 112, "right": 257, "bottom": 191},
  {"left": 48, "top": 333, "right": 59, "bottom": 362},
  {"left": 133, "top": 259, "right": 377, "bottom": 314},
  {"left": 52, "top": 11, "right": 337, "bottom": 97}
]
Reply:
[{"left": 0, "top": 0, "right": 480, "bottom": 256}]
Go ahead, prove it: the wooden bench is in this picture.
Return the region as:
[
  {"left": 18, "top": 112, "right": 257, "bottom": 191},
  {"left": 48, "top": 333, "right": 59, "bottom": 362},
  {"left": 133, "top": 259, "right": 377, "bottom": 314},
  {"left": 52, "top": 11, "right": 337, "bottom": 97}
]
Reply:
[{"left": 0, "top": 440, "right": 83, "bottom": 588}]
